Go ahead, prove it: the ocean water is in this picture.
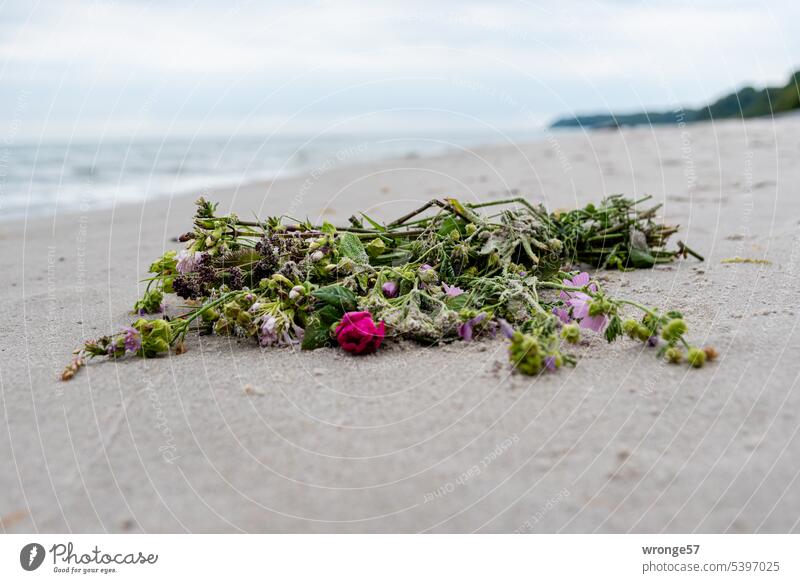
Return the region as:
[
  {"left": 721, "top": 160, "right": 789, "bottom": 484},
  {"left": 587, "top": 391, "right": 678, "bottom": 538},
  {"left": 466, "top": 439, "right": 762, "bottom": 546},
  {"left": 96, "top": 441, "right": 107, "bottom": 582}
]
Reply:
[{"left": 0, "top": 131, "right": 542, "bottom": 221}]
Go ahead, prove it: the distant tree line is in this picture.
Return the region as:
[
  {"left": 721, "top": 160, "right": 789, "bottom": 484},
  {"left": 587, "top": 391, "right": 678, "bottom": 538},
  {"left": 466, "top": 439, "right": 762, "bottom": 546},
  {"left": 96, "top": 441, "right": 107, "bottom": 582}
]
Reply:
[{"left": 551, "top": 71, "right": 800, "bottom": 129}]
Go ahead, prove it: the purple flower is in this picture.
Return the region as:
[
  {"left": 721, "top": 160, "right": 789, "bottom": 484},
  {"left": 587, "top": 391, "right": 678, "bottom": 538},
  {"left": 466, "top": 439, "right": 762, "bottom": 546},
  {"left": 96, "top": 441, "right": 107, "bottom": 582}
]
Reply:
[
  {"left": 497, "top": 318, "right": 515, "bottom": 339},
  {"left": 282, "top": 324, "right": 305, "bottom": 346},
  {"left": 442, "top": 283, "right": 464, "bottom": 297},
  {"left": 647, "top": 335, "right": 659, "bottom": 347},
  {"left": 382, "top": 281, "right": 399, "bottom": 298},
  {"left": 544, "top": 355, "right": 557, "bottom": 372},
  {"left": 260, "top": 315, "right": 304, "bottom": 347},
  {"left": 552, "top": 307, "right": 570, "bottom": 324},
  {"left": 419, "top": 264, "right": 433, "bottom": 272},
  {"left": 335, "top": 311, "right": 385, "bottom": 354},
  {"left": 176, "top": 249, "right": 203, "bottom": 274},
  {"left": 558, "top": 271, "right": 607, "bottom": 333},
  {"left": 561, "top": 271, "right": 597, "bottom": 294},
  {"left": 458, "top": 312, "right": 486, "bottom": 342},
  {"left": 123, "top": 326, "right": 141, "bottom": 353},
  {"left": 258, "top": 316, "right": 279, "bottom": 347}
]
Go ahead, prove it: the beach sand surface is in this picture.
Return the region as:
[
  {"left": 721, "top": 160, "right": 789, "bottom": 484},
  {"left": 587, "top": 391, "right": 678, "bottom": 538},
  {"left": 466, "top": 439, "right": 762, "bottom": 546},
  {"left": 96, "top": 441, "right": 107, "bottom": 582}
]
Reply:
[{"left": 2, "top": 118, "right": 800, "bottom": 533}]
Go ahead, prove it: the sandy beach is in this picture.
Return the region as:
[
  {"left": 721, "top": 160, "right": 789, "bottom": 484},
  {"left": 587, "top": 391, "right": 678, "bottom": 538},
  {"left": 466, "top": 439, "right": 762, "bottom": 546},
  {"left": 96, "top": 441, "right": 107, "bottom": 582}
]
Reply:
[{"left": 2, "top": 117, "right": 800, "bottom": 533}]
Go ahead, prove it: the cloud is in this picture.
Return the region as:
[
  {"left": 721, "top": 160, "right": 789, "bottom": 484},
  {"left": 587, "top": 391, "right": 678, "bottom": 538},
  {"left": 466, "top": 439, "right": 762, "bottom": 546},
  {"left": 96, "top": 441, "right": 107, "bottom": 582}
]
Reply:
[{"left": 0, "top": 0, "right": 798, "bottom": 137}]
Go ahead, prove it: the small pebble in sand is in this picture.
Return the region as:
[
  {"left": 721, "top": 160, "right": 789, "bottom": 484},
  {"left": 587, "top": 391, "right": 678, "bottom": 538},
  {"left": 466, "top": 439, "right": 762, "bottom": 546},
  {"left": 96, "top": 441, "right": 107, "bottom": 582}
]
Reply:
[{"left": 242, "top": 384, "right": 264, "bottom": 396}]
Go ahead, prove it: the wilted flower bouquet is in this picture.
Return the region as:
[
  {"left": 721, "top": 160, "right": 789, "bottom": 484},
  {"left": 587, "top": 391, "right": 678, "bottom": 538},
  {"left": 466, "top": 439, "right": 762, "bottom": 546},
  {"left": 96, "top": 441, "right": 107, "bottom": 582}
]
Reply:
[{"left": 62, "top": 195, "right": 715, "bottom": 381}]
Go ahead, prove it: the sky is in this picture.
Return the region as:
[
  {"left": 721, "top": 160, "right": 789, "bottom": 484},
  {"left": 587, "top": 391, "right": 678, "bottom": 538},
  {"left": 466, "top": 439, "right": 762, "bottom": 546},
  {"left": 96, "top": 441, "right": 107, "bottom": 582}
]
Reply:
[{"left": 1, "top": 0, "right": 798, "bottom": 140}]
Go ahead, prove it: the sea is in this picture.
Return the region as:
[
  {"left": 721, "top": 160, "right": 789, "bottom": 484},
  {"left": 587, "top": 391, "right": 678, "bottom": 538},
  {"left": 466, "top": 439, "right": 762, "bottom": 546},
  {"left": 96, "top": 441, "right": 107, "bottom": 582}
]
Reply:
[{"left": 0, "top": 130, "right": 543, "bottom": 221}]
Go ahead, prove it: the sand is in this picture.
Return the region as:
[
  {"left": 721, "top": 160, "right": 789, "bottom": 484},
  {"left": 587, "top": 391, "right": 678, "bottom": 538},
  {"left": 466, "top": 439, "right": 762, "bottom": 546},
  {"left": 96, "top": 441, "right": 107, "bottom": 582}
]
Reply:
[{"left": 2, "top": 117, "right": 800, "bottom": 533}]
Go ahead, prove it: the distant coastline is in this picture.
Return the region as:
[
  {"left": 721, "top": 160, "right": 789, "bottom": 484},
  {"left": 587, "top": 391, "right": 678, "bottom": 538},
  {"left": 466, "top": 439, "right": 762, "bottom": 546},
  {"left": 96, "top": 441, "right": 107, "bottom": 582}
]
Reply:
[{"left": 551, "top": 70, "right": 800, "bottom": 129}]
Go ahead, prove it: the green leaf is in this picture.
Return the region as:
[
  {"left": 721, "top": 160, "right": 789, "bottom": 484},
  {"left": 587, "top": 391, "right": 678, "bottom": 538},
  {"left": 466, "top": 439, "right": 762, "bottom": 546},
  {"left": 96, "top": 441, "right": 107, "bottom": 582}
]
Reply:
[
  {"left": 604, "top": 315, "right": 623, "bottom": 343},
  {"left": 628, "top": 247, "right": 656, "bottom": 268},
  {"left": 312, "top": 285, "right": 358, "bottom": 312},
  {"left": 316, "top": 304, "right": 343, "bottom": 325},
  {"left": 337, "top": 232, "right": 369, "bottom": 264},
  {"left": 360, "top": 212, "right": 386, "bottom": 232},
  {"left": 301, "top": 318, "right": 332, "bottom": 350},
  {"left": 437, "top": 216, "right": 461, "bottom": 237},
  {"left": 356, "top": 272, "right": 370, "bottom": 292},
  {"left": 439, "top": 256, "right": 455, "bottom": 281},
  {"left": 445, "top": 293, "right": 469, "bottom": 311},
  {"left": 321, "top": 221, "right": 337, "bottom": 235}
]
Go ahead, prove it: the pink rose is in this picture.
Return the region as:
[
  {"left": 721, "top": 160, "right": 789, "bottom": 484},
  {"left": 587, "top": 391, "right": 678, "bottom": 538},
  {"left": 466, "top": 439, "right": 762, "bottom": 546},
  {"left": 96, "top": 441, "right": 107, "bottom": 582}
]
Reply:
[{"left": 335, "top": 311, "right": 385, "bottom": 355}]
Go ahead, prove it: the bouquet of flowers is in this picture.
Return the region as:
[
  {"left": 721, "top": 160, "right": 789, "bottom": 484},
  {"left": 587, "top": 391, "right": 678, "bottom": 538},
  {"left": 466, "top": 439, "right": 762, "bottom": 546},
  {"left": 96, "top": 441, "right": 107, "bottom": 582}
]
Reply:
[{"left": 62, "top": 194, "right": 714, "bottom": 381}]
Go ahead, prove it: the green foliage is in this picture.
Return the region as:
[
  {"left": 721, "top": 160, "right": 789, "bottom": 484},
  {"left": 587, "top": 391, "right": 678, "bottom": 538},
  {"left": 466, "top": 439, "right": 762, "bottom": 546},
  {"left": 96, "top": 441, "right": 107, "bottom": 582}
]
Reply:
[
  {"left": 551, "top": 70, "right": 800, "bottom": 128},
  {"left": 312, "top": 285, "right": 358, "bottom": 312},
  {"left": 337, "top": 232, "right": 369, "bottom": 264}
]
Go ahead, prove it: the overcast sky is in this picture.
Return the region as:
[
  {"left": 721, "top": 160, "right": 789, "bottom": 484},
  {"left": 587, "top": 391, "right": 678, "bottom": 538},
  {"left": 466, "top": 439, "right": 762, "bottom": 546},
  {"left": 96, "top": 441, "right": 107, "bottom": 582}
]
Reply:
[{"left": 1, "top": 0, "right": 798, "bottom": 140}]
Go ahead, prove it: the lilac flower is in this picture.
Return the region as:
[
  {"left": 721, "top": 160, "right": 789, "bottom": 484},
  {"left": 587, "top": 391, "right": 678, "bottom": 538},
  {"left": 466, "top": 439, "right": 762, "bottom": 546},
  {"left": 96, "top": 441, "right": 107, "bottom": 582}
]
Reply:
[
  {"left": 561, "top": 271, "right": 597, "bottom": 294},
  {"left": 552, "top": 307, "right": 570, "bottom": 324},
  {"left": 382, "top": 281, "right": 399, "bottom": 298},
  {"left": 497, "top": 318, "right": 515, "bottom": 339},
  {"left": 260, "top": 316, "right": 303, "bottom": 347},
  {"left": 558, "top": 271, "right": 607, "bottom": 333},
  {"left": 281, "top": 324, "right": 305, "bottom": 346},
  {"left": 123, "top": 326, "right": 142, "bottom": 353},
  {"left": 442, "top": 283, "right": 464, "bottom": 298},
  {"left": 567, "top": 294, "right": 607, "bottom": 332},
  {"left": 544, "top": 355, "right": 557, "bottom": 372},
  {"left": 458, "top": 312, "right": 486, "bottom": 342},
  {"left": 258, "top": 315, "right": 279, "bottom": 347},
  {"left": 176, "top": 249, "right": 203, "bottom": 274},
  {"left": 419, "top": 264, "right": 433, "bottom": 272}
]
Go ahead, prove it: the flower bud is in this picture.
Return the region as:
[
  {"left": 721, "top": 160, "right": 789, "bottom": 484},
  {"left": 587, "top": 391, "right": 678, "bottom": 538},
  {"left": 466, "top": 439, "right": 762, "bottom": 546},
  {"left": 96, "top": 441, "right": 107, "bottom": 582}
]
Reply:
[
  {"left": 271, "top": 273, "right": 293, "bottom": 287},
  {"left": 336, "top": 257, "right": 356, "bottom": 274},
  {"left": 687, "top": 347, "right": 706, "bottom": 368},
  {"left": 223, "top": 301, "right": 240, "bottom": 320},
  {"left": 201, "top": 308, "right": 220, "bottom": 322},
  {"left": 214, "top": 319, "right": 233, "bottom": 336},
  {"left": 665, "top": 346, "right": 682, "bottom": 364},
  {"left": 289, "top": 285, "right": 305, "bottom": 300},
  {"left": 588, "top": 300, "right": 604, "bottom": 317},
  {"left": 366, "top": 238, "right": 386, "bottom": 258},
  {"left": 622, "top": 319, "right": 639, "bottom": 338},
  {"left": 465, "top": 223, "right": 478, "bottom": 236},
  {"left": 561, "top": 323, "right": 581, "bottom": 344},
  {"left": 508, "top": 332, "right": 544, "bottom": 375},
  {"left": 703, "top": 346, "right": 719, "bottom": 361},
  {"left": 418, "top": 264, "right": 438, "bottom": 284},
  {"left": 661, "top": 319, "right": 688, "bottom": 342},
  {"left": 311, "top": 250, "right": 325, "bottom": 262}
]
